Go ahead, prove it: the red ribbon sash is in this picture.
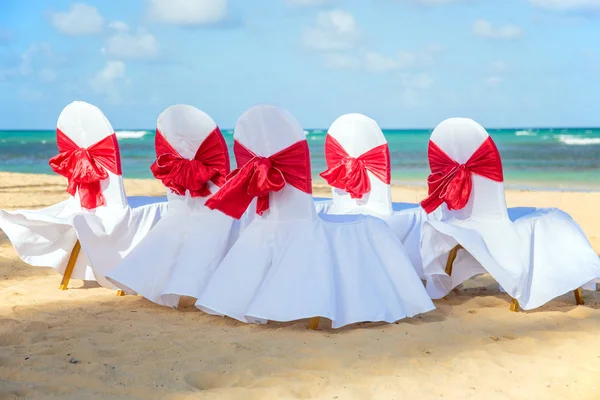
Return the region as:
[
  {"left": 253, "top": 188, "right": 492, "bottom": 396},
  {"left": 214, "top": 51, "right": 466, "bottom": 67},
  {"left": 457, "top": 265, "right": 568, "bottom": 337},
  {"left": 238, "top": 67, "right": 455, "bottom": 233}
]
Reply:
[
  {"left": 150, "top": 127, "right": 230, "bottom": 197},
  {"left": 320, "top": 134, "right": 391, "bottom": 199},
  {"left": 49, "top": 129, "right": 122, "bottom": 210},
  {"left": 206, "top": 140, "right": 312, "bottom": 219},
  {"left": 421, "top": 136, "right": 504, "bottom": 214}
]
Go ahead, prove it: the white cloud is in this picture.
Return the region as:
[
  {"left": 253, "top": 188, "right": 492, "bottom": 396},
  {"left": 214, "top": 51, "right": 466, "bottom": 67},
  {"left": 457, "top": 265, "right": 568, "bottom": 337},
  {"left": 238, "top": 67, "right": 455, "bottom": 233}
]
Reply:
[
  {"left": 287, "top": 0, "right": 337, "bottom": 6},
  {"left": 109, "top": 21, "right": 130, "bottom": 32},
  {"left": 17, "top": 87, "right": 43, "bottom": 102},
  {"left": 410, "top": 73, "right": 434, "bottom": 89},
  {"left": 147, "top": 0, "right": 228, "bottom": 26},
  {"left": 89, "top": 61, "right": 126, "bottom": 104},
  {"left": 486, "top": 76, "right": 504, "bottom": 86},
  {"left": 357, "top": 44, "right": 443, "bottom": 73},
  {"left": 50, "top": 3, "right": 103, "bottom": 36},
  {"left": 303, "top": 10, "right": 360, "bottom": 51},
  {"left": 324, "top": 53, "right": 359, "bottom": 69},
  {"left": 473, "top": 19, "right": 523, "bottom": 40},
  {"left": 38, "top": 68, "right": 57, "bottom": 82},
  {"left": 364, "top": 52, "right": 399, "bottom": 73},
  {"left": 529, "top": 0, "right": 600, "bottom": 13},
  {"left": 102, "top": 23, "right": 159, "bottom": 60}
]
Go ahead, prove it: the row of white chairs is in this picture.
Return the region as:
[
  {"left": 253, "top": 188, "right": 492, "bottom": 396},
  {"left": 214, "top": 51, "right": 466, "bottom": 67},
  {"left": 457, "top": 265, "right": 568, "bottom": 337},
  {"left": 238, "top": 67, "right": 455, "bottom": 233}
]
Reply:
[{"left": 1, "top": 101, "right": 598, "bottom": 329}]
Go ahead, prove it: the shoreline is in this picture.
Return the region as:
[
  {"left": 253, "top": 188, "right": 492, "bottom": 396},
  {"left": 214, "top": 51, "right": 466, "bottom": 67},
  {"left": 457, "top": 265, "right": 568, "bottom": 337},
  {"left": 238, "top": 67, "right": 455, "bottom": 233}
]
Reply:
[
  {"left": 1, "top": 171, "right": 599, "bottom": 253},
  {"left": 3, "top": 170, "right": 600, "bottom": 194}
]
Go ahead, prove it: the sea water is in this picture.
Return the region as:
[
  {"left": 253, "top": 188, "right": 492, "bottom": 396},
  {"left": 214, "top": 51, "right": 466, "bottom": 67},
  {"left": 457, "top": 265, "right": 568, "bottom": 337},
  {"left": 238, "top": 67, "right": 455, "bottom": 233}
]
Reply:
[{"left": 1, "top": 128, "right": 599, "bottom": 191}]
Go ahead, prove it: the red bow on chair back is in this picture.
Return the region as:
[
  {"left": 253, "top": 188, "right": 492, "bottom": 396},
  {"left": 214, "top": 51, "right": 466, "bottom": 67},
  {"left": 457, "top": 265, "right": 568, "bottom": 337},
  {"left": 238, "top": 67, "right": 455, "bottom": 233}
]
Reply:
[
  {"left": 49, "top": 129, "right": 122, "bottom": 210},
  {"left": 150, "top": 127, "right": 230, "bottom": 197},
  {"left": 320, "top": 135, "right": 391, "bottom": 199},
  {"left": 206, "top": 140, "right": 312, "bottom": 219},
  {"left": 421, "top": 136, "right": 503, "bottom": 214}
]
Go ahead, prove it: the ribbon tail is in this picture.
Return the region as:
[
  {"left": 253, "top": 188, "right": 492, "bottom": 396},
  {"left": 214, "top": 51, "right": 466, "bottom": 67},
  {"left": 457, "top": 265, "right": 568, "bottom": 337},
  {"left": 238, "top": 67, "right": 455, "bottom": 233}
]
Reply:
[
  {"left": 205, "top": 173, "right": 255, "bottom": 219},
  {"left": 256, "top": 195, "right": 270, "bottom": 216}
]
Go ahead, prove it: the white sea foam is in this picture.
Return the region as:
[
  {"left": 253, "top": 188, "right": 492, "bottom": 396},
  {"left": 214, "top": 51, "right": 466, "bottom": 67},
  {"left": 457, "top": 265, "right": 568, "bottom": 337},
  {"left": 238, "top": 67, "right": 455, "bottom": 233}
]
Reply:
[
  {"left": 515, "top": 130, "right": 537, "bottom": 136},
  {"left": 303, "top": 130, "right": 310, "bottom": 135},
  {"left": 115, "top": 130, "right": 150, "bottom": 139},
  {"left": 556, "top": 135, "right": 600, "bottom": 146}
]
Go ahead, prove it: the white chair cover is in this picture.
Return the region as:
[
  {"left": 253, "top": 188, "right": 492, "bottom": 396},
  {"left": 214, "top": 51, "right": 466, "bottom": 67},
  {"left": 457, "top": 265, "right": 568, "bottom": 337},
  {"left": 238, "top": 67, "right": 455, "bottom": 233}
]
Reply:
[
  {"left": 314, "top": 113, "right": 434, "bottom": 278},
  {"left": 98, "top": 105, "right": 238, "bottom": 307},
  {"left": 195, "top": 105, "right": 435, "bottom": 328},
  {"left": 0, "top": 101, "right": 166, "bottom": 286},
  {"left": 420, "top": 118, "right": 600, "bottom": 309}
]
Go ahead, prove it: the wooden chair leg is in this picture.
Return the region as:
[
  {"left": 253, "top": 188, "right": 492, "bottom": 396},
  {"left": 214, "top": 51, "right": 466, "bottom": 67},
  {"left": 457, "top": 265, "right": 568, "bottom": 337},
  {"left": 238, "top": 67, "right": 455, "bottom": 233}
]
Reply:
[
  {"left": 59, "top": 240, "right": 81, "bottom": 290},
  {"left": 509, "top": 298, "right": 520, "bottom": 312},
  {"left": 443, "top": 245, "right": 462, "bottom": 299},
  {"left": 307, "top": 317, "right": 320, "bottom": 330},
  {"left": 574, "top": 288, "right": 584, "bottom": 305},
  {"left": 116, "top": 290, "right": 126, "bottom": 296}
]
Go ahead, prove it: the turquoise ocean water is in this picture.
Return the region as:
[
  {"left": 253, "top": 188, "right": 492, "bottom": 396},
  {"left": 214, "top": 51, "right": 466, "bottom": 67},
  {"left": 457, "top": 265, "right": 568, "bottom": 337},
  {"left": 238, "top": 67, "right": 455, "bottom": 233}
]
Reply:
[{"left": 1, "top": 128, "right": 600, "bottom": 191}]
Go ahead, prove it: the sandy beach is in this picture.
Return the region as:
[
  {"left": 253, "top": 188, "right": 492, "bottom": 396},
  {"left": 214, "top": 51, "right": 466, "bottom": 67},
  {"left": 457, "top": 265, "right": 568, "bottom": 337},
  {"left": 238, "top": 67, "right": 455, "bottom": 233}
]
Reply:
[{"left": 1, "top": 171, "right": 600, "bottom": 400}]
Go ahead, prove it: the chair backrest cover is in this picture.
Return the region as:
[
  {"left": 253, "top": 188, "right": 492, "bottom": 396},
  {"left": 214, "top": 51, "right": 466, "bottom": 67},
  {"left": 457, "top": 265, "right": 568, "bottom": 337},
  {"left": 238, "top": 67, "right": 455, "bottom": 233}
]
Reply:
[
  {"left": 56, "top": 101, "right": 127, "bottom": 208},
  {"left": 429, "top": 118, "right": 508, "bottom": 220},
  {"left": 326, "top": 113, "right": 392, "bottom": 215},
  {"left": 234, "top": 105, "right": 315, "bottom": 221},
  {"left": 155, "top": 105, "right": 229, "bottom": 211}
]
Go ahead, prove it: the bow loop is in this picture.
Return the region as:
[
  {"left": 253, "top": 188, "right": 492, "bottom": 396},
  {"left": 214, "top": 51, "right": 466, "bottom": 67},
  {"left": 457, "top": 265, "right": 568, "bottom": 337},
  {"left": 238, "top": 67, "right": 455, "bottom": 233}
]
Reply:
[
  {"left": 206, "top": 140, "right": 312, "bottom": 219},
  {"left": 320, "top": 135, "right": 391, "bottom": 199},
  {"left": 48, "top": 129, "right": 121, "bottom": 210},
  {"left": 420, "top": 136, "right": 504, "bottom": 214}
]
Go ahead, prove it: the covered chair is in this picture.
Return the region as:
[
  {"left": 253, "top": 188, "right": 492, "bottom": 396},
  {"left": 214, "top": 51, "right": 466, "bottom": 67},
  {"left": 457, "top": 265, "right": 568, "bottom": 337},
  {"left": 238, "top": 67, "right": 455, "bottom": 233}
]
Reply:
[
  {"left": 95, "top": 105, "right": 238, "bottom": 308},
  {"left": 315, "top": 113, "right": 435, "bottom": 278},
  {"left": 419, "top": 117, "right": 600, "bottom": 311},
  {"left": 195, "top": 105, "right": 435, "bottom": 329},
  {"left": 0, "top": 101, "right": 166, "bottom": 290}
]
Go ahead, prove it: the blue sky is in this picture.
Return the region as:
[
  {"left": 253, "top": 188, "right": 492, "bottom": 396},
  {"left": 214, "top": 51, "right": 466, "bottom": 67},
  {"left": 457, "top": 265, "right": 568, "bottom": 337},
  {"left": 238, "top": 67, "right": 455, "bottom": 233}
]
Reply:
[{"left": 0, "top": 0, "right": 599, "bottom": 129}]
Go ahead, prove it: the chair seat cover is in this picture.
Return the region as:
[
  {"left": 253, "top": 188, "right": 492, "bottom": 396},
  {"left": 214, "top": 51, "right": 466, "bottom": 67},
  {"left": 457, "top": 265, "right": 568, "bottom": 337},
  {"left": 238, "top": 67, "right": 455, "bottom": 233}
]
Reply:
[
  {"left": 314, "top": 199, "right": 435, "bottom": 279},
  {"left": 419, "top": 118, "right": 600, "bottom": 309},
  {"left": 197, "top": 213, "right": 435, "bottom": 328},
  {"left": 0, "top": 196, "right": 166, "bottom": 283},
  {"left": 103, "top": 195, "right": 237, "bottom": 307},
  {"left": 0, "top": 101, "right": 167, "bottom": 287},
  {"left": 423, "top": 207, "right": 600, "bottom": 309},
  {"left": 97, "top": 105, "right": 238, "bottom": 306}
]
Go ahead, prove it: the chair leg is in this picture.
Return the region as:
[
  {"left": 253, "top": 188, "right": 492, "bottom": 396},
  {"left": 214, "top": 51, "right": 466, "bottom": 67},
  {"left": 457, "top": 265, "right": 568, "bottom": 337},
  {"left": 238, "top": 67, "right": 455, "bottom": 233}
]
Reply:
[
  {"left": 509, "top": 298, "right": 520, "bottom": 312},
  {"left": 443, "top": 245, "right": 462, "bottom": 299},
  {"left": 116, "top": 290, "right": 126, "bottom": 297},
  {"left": 574, "top": 288, "right": 584, "bottom": 305},
  {"left": 307, "top": 317, "right": 320, "bottom": 330},
  {"left": 59, "top": 240, "right": 81, "bottom": 290}
]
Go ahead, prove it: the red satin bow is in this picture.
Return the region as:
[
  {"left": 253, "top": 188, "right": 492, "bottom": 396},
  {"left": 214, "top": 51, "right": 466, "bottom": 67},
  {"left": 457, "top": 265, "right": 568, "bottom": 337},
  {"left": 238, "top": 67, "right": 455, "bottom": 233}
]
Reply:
[
  {"left": 49, "top": 128, "right": 122, "bottom": 210},
  {"left": 150, "top": 127, "right": 230, "bottom": 197},
  {"left": 206, "top": 140, "right": 312, "bottom": 219},
  {"left": 320, "top": 134, "right": 391, "bottom": 199},
  {"left": 421, "top": 136, "right": 504, "bottom": 214}
]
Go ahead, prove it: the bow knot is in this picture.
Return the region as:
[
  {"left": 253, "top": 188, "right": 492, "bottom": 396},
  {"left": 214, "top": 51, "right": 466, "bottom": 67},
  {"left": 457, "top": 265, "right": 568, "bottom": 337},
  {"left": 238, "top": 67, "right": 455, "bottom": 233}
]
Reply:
[
  {"left": 246, "top": 157, "right": 286, "bottom": 199},
  {"left": 320, "top": 135, "right": 391, "bottom": 199},
  {"left": 49, "top": 129, "right": 121, "bottom": 210},
  {"left": 206, "top": 140, "right": 312, "bottom": 219},
  {"left": 151, "top": 127, "right": 230, "bottom": 198},
  {"left": 420, "top": 136, "right": 504, "bottom": 214}
]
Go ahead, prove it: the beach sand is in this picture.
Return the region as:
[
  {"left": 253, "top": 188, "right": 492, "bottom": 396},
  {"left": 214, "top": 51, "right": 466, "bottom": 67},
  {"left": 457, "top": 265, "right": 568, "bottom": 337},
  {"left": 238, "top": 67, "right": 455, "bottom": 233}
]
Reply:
[{"left": 1, "top": 171, "right": 600, "bottom": 400}]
